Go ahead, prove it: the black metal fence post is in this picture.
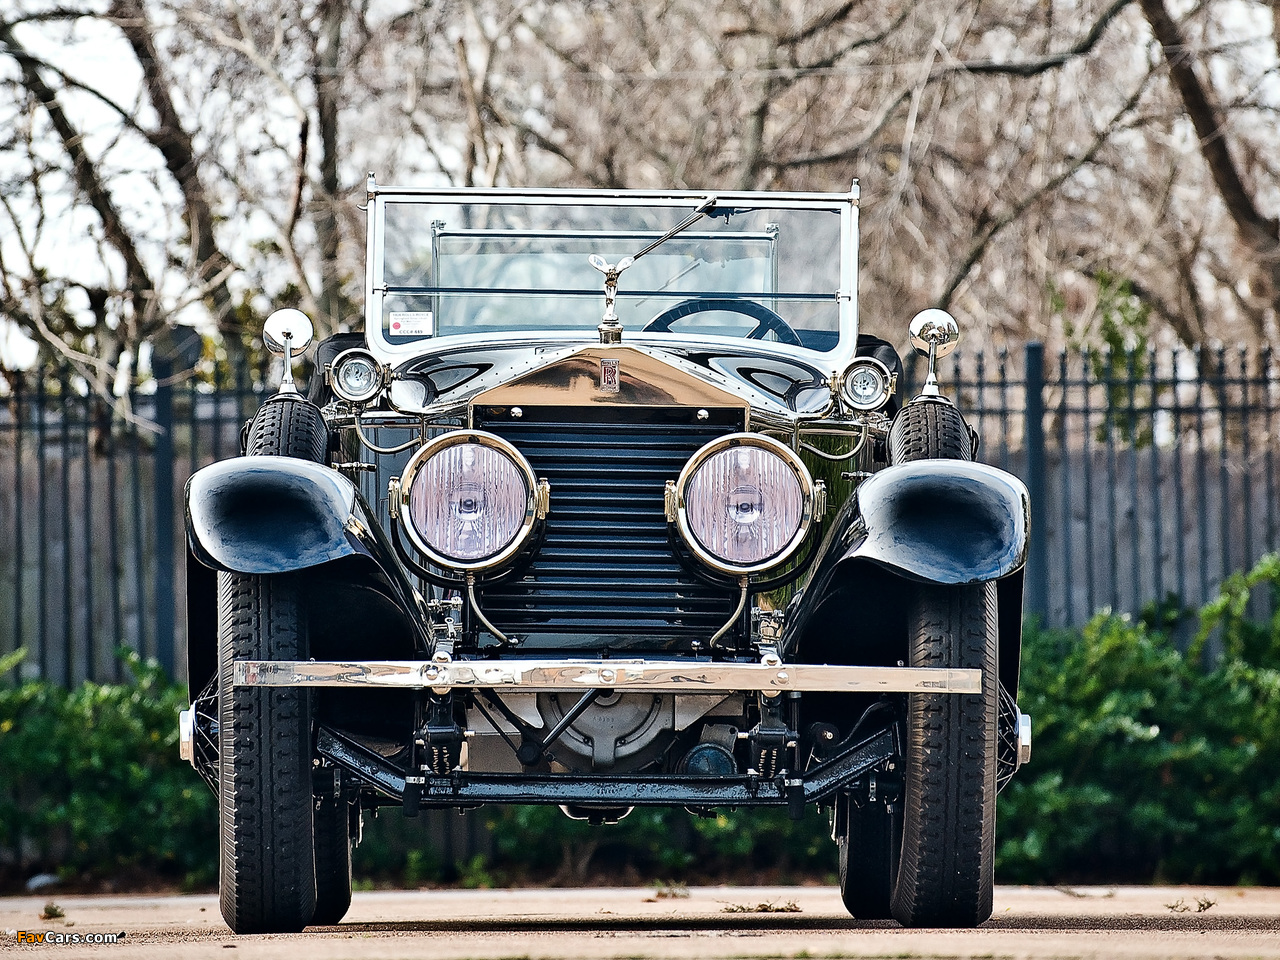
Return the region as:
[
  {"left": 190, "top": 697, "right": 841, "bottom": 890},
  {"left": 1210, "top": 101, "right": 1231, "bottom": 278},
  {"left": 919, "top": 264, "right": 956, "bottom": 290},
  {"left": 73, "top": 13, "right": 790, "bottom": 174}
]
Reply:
[
  {"left": 1024, "top": 342, "right": 1049, "bottom": 621},
  {"left": 153, "top": 358, "right": 176, "bottom": 678}
]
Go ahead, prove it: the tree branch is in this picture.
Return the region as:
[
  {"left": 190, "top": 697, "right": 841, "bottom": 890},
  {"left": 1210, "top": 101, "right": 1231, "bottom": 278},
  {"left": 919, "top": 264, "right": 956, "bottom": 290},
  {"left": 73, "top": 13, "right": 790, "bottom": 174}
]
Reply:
[
  {"left": 774, "top": 87, "right": 912, "bottom": 170},
  {"left": 0, "top": 18, "right": 157, "bottom": 325},
  {"left": 1139, "top": 0, "right": 1280, "bottom": 268},
  {"left": 108, "top": 0, "right": 239, "bottom": 352},
  {"left": 934, "top": 0, "right": 1135, "bottom": 79},
  {"left": 940, "top": 77, "right": 1151, "bottom": 307},
  {"left": 314, "top": 0, "right": 343, "bottom": 331}
]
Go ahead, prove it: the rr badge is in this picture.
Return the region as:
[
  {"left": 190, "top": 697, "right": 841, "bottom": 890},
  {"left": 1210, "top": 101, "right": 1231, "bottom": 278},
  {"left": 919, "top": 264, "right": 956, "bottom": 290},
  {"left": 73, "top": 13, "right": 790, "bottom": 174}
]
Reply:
[{"left": 600, "top": 358, "right": 620, "bottom": 393}]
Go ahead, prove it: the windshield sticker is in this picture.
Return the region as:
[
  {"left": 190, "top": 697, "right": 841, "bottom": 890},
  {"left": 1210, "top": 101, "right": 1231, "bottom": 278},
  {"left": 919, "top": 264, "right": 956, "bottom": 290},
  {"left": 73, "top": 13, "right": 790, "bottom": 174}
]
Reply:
[{"left": 389, "top": 311, "right": 434, "bottom": 337}]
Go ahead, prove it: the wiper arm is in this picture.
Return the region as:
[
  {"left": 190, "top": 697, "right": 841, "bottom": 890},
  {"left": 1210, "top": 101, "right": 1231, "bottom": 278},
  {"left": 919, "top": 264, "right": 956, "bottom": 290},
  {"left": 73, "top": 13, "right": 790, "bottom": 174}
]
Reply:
[
  {"left": 589, "top": 195, "right": 717, "bottom": 344},
  {"left": 626, "top": 195, "right": 717, "bottom": 264}
]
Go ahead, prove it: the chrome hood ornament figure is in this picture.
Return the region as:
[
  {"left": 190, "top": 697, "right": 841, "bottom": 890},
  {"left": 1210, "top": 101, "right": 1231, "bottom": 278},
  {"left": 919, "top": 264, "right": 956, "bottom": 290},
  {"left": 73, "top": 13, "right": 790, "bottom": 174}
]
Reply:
[{"left": 589, "top": 195, "right": 717, "bottom": 344}]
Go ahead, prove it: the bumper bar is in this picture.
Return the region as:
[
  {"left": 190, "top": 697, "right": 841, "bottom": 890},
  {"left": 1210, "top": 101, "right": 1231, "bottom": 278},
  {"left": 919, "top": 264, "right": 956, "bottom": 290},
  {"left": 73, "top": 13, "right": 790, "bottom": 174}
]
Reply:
[{"left": 235, "top": 658, "right": 980, "bottom": 694}]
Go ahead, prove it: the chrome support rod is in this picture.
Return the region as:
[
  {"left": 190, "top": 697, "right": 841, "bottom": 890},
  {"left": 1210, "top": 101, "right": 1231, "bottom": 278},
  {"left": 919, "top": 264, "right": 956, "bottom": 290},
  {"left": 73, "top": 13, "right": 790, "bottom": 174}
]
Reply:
[
  {"left": 466, "top": 573, "right": 511, "bottom": 645},
  {"left": 352, "top": 414, "right": 422, "bottom": 454},
  {"left": 708, "top": 577, "right": 749, "bottom": 648}
]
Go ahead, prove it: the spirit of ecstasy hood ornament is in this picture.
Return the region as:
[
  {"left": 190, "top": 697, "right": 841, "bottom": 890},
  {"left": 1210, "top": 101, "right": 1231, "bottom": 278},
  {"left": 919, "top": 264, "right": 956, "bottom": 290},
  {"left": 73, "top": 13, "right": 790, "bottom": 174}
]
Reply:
[{"left": 589, "top": 196, "right": 717, "bottom": 344}]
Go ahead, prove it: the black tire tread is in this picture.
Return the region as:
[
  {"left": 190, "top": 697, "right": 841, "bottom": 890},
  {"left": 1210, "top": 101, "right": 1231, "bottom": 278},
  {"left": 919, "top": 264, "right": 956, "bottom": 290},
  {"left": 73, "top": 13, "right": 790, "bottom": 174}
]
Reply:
[
  {"left": 246, "top": 397, "right": 327, "bottom": 462},
  {"left": 890, "top": 582, "right": 998, "bottom": 927},
  {"left": 218, "top": 394, "right": 331, "bottom": 933},
  {"left": 311, "top": 797, "right": 353, "bottom": 925},
  {"left": 889, "top": 401, "right": 972, "bottom": 464},
  {"left": 218, "top": 573, "right": 316, "bottom": 934},
  {"left": 838, "top": 795, "right": 896, "bottom": 920}
]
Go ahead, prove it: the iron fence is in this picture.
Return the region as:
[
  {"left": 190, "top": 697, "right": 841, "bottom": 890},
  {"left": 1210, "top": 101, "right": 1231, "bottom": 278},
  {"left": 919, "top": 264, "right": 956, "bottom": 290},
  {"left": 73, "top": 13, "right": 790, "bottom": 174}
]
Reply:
[
  {"left": 2, "top": 343, "right": 1277, "bottom": 685},
  {"left": 0, "top": 361, "right": 263, "bottom": 686},
  {"left": 906, "top": 343, "right": 1279, "bottom": 629}
]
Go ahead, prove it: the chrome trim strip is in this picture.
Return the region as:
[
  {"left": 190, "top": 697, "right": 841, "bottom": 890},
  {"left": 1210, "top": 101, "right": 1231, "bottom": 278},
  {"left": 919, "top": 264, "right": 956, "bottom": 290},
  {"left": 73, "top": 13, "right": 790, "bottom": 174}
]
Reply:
[
  {"left": 235, "top": 659, "right": 980, "bottom": 694},
  {"left": 368, "top": 185, "right": 855, "bottom": 204}
]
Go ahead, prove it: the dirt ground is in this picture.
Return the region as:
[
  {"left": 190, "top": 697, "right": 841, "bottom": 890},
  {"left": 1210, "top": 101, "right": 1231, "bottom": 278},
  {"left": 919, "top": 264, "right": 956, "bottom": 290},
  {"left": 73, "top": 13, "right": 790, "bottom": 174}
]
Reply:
[{"left": 3, "top": 884, "right": 1279, "bottom": 959}]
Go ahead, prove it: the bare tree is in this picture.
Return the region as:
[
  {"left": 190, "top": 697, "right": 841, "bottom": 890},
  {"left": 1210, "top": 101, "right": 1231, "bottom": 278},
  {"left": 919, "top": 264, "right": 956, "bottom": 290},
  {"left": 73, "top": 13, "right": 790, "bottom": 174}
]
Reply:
[
  {"left": 1139, "top": 0, "right": 1280, "bottom": 344},
  {"left": 4, "top": 0, "right": 1280, "bottom": 382}
]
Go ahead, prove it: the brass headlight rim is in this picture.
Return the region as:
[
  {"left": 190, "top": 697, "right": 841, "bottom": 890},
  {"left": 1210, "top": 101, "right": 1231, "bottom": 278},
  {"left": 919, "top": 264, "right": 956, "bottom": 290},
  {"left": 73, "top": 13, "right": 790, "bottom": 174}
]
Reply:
[
  {"left": 398, "top": 429, "right": 540, "bottom": 573},
  {"left": 839, "top": 355, "right": 895, "bottom": 412},
  {"left": 673, "top": 432, "right": 815, "bottom": 576},
  {"left": 330, "top": 347, "right": 388, "bottom": 405}
]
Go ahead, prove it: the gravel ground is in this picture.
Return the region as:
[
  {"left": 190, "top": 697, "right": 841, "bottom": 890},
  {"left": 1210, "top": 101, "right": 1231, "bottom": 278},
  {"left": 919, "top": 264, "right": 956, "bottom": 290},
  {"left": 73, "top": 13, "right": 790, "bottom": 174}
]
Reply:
[{"left": 3, "top": 884, "right": 1279, "bottom": 959}]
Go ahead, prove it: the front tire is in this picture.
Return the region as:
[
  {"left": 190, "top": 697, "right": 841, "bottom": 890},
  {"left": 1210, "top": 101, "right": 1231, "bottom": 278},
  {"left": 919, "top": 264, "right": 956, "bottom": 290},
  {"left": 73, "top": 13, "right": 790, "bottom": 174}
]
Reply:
[
  {"left": 878, "top": 397, "right": 995, "bottom": 927},
  {"left": 837, "top": 791, "right": 899, "bottom": 920},
  {"left": 311, "top": 797, "right": 353, "bottom": 925},
  {"left": 217, "top": 572, "right": 316, "bottom": 934},
  {"left": 889, "top": 581, "right": 999, "bottom": 927},
  {"left": 245, "top": 394, "right": 328, "bottom": 461},
  {"left": 218, "top": 392, "right": 334, "bottom": 933},
  {"left": 889, "top": 398, "right": 972, "bottom": 464}
]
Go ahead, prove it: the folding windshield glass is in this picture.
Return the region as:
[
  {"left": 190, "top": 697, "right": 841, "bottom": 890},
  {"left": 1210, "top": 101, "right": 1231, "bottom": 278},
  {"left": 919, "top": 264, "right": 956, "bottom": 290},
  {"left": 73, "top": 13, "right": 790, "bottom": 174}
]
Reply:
[{"left": 372, "top": 194, "right": 853, "bottom": 353}]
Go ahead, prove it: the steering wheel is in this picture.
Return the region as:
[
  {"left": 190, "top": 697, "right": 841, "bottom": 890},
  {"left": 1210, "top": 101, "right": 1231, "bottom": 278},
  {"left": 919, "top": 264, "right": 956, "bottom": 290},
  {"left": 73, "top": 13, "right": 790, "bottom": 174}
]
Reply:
[{"left": 642, "top": 298, "right": 803, "bottom": 346}]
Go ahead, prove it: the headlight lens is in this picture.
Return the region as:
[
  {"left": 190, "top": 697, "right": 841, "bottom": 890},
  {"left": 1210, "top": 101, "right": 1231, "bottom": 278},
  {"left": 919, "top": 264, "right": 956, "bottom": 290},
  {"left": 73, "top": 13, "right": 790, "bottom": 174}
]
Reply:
[
  {"left": 331, "top": 349, "right": 384, "bottom": 404},
  {"left": 400, "top": 432, "right": 539, "bottom": 570},
  {"left": 840, "top": 357, "right": 894, "bottom": 411},
  {"left": 675, "top": 435, "right": 813, "bottom": 573}
]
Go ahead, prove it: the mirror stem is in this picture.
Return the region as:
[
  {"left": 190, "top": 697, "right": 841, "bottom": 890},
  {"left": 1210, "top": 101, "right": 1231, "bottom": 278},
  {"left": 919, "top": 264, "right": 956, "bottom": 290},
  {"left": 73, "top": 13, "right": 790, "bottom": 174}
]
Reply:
[
  {"left": 279, "top": 332, "right": 299, "bottom": 394},
  {"left": 921, "top": 339, "right": 941, "bottom": 397}
]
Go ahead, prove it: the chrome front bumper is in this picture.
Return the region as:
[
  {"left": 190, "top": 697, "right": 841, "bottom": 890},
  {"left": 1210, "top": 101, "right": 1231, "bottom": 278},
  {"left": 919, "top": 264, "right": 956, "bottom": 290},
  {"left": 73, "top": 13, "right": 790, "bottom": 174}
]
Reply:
[{"left": 233, "top": 658, "right": 982, "bottom": 695}]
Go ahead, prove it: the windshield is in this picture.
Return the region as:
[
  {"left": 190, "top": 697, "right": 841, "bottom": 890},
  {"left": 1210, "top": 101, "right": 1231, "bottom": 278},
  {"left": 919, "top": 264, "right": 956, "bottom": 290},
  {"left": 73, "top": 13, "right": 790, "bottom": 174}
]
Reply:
[{"left": 371, "top": 193, "right": 853, "bottom": 353}]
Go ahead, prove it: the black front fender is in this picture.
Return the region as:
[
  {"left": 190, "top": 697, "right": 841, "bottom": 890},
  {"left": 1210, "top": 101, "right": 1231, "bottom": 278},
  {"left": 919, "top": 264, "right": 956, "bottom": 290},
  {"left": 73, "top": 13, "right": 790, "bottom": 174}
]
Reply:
[
  {"left": 186, "top": 455, "right": 369, "bottom": 574},
  {"left": 784, "top": 459, "right": 1029, "bottom": 695},
  {"left": 183, "top": 455, "right": 427, "bottom": 699},
  {"left": 849, "top": 459, "right": 1029, "bottom": 584}
]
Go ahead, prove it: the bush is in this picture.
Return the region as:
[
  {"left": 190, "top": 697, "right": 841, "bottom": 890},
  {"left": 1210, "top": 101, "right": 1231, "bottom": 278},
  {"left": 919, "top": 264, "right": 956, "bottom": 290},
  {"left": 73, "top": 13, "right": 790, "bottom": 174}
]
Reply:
[
  {"left": 0, "top": 650, "right": 217, "bottom": 892},
  {"left": 997, "top": 554, "right": 1280, "bottom": 884}
]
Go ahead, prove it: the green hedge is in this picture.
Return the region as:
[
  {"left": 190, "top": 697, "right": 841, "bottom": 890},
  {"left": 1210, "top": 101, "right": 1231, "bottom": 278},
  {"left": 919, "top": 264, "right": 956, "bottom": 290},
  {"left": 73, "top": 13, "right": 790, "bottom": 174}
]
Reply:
[
  {"left": 998, "top": 555, "right": 1280, "bottom": 884},
  {"left": 0, "top": 651, "right": 217, "bottom": 891},
  {"left": 3, "top": 554, "right": 1280, "bottom": 891}
]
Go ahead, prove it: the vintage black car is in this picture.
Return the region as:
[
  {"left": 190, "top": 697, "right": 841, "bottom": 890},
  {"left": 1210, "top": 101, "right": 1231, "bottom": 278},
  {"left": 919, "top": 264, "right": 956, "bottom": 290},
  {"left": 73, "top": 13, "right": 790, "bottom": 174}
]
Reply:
[{"left": 180, "top": 179, "right": 1031, "bottom": 933}]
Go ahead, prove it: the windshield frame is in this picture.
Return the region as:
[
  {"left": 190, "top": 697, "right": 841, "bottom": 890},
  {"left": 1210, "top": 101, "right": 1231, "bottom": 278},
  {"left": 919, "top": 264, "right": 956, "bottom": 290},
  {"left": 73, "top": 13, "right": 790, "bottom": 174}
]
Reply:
[{"left": 363, "top": 182, "right": 861, "bottom": 372}]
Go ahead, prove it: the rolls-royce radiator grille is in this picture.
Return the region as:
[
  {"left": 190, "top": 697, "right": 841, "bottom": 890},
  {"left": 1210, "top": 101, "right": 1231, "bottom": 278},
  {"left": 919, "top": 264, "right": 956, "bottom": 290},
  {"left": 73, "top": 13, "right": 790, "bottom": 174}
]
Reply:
[{"left": 476, "top": 406, "right": 742, "bottom": 646}]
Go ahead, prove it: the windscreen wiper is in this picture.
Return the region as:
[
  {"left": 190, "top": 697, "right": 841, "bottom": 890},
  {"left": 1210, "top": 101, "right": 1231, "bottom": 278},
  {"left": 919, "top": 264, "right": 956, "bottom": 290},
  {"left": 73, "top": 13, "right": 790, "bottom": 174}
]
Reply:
[{"left": 588, "top": 195, "right": 717, "bottom": 344}]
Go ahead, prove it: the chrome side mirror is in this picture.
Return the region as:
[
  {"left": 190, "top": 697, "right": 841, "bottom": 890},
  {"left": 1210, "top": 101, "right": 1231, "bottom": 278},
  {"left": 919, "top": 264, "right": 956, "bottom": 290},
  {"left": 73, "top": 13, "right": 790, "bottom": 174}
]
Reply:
[
  {"left": 263, "top": 308, "right": 314, "bottom": 394},
  {"left": 908, "top": 308, "right": 959, "bottom": 399},
  {"left": 909, "top": 308, "right": 959, "bottom": 359}
]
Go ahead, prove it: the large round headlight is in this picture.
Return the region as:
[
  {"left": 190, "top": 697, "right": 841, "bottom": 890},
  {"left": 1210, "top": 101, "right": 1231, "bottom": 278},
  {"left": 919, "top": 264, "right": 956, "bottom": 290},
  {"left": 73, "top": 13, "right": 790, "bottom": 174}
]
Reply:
[
  {"left": 330, "top": 348, "right": 385, "bottom": 404},
  {"left": 840, "top": 356, "right": 895, "bottom": 411},
  {"left": 672, "top": 434, "right": 815, "bottom": 574},
  {"left": 398, "top": 431, "right": 542, "bottom": 571}
]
